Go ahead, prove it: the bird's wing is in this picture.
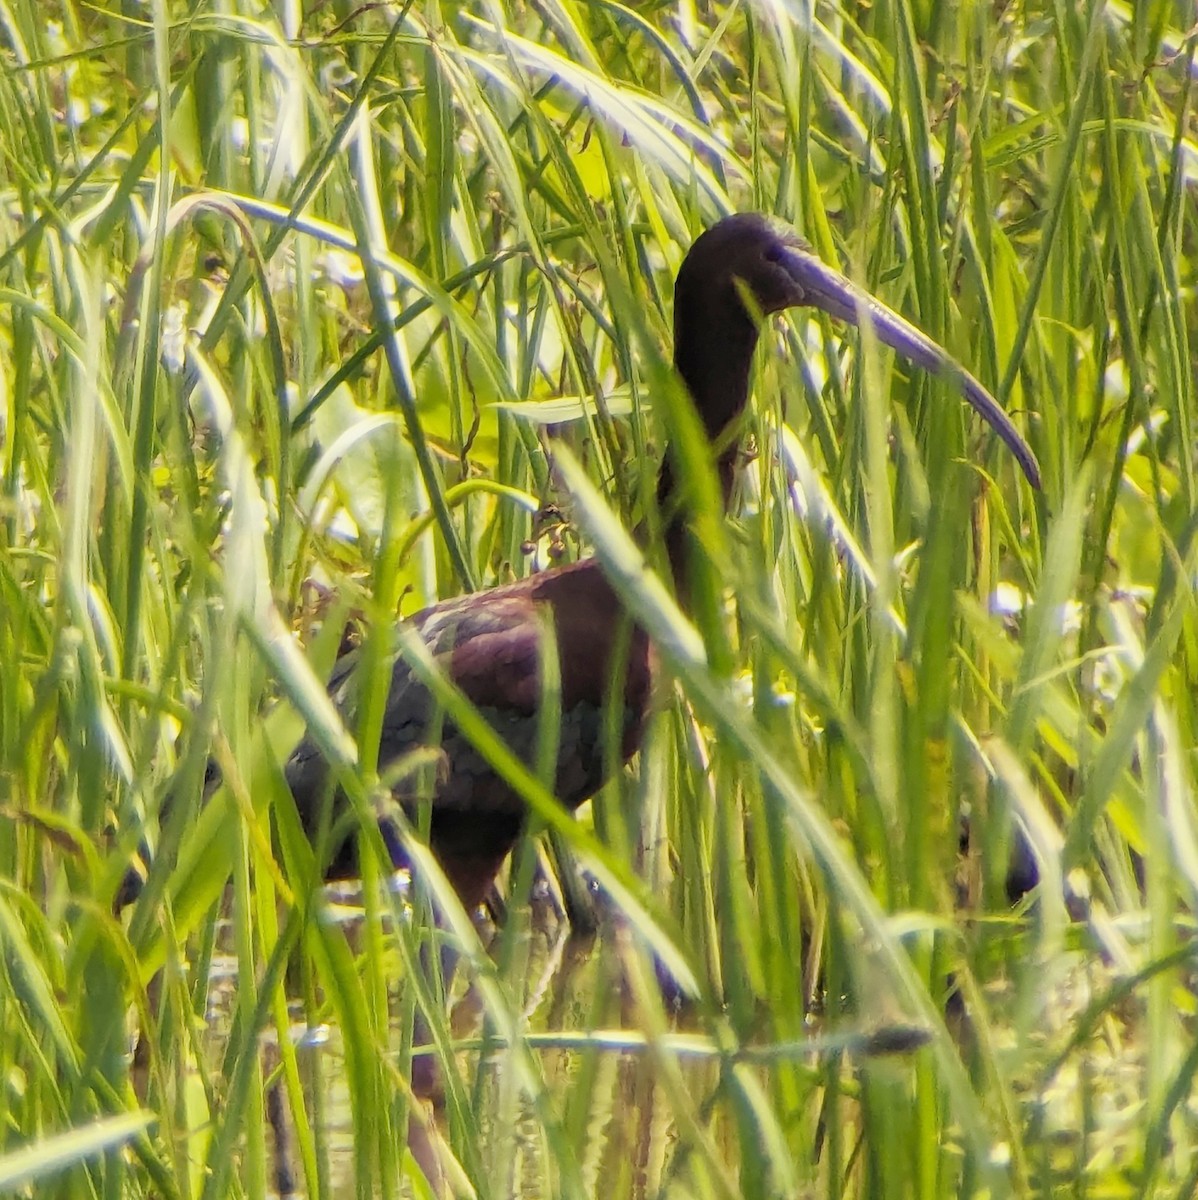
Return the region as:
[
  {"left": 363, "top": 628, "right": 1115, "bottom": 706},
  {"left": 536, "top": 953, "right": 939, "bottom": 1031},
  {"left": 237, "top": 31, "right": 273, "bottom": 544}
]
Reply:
[{"left": 285, "top": 590, "right": 551, "bottom": 813}]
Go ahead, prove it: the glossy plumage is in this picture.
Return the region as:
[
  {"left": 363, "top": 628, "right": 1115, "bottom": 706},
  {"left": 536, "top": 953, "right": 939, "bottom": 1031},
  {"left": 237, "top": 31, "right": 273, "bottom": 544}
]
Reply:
[
  {"left": 287, "top": 563, "right": 651, "bottom": 907},
  {"left": 285, "top": 213, "right": 1039, "bottom": 911}
]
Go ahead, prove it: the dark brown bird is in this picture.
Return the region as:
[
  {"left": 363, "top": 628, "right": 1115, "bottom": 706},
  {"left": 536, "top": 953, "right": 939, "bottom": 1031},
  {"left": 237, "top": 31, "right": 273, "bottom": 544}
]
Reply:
[{"left": 285, "top": 213, "right": 1040, "bottom": 912}]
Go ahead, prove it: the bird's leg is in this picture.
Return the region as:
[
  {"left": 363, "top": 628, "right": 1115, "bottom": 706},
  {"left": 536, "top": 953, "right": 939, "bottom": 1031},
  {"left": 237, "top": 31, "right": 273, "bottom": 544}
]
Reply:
[
  {"left": 409, "top": 999, "right": 443, "bottom": 1102},
  {"left": 409, "top": 931, "right": 465, "bottom": 1104},
  {"left": 409, "top": 832, "right": 567, "bottom": 1101},
  {"left": 405, "top": 856, "right": 504, "bottom": 1103}
]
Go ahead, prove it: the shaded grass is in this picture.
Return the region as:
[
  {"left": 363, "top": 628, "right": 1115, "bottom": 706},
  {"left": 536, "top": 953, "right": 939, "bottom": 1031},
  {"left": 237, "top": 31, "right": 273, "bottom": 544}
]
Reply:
[{"left": 0, "top": 1, "right": 1196, "bottom": 1196}]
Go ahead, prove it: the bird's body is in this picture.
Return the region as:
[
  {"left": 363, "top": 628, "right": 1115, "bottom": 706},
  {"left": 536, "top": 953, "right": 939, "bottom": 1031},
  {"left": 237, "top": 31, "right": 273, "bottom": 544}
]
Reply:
[
  {"left": 287, "top": 561, "right": 653, "bottom": 907},
  {"left": 282, "top": 213, "right": 1040, "bottom": 913}
]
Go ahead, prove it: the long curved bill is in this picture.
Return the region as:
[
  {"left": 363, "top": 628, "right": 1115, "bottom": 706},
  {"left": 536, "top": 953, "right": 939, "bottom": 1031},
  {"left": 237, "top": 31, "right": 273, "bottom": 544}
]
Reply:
[{"left": 777, "top": 244, "right": 1041, "bottom": 490}]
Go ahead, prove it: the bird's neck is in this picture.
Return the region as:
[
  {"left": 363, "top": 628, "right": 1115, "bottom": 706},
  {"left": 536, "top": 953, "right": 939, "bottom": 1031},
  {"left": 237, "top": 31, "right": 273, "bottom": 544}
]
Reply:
[
  {"left": 673, "top": 311, "right": 759, "bottom": 442},
  {"left": 657, "top": 312, "right": 760, "bottom": 598}
]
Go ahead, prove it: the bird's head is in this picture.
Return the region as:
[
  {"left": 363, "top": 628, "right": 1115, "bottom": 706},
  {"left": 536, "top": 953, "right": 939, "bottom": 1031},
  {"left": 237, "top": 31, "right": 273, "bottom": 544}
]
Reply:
[
  {"left": 675, "top": 212, "right": 813, "bottom": 323},
  {"left": 672, "top": 213, "right": 1040, "bottom": 488}
]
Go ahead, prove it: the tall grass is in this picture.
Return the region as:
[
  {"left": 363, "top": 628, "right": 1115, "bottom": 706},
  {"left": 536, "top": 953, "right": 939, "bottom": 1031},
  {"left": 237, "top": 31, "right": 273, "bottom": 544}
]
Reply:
[{"left": 0, "top": 1, "right": 1195, "bottom": 1196}]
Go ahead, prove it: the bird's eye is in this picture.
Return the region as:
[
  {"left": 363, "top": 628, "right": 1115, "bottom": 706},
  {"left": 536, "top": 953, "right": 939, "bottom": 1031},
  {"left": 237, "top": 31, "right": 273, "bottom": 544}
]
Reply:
[{"left": 763, "top": 241, "right": 786, "bottom": 264}]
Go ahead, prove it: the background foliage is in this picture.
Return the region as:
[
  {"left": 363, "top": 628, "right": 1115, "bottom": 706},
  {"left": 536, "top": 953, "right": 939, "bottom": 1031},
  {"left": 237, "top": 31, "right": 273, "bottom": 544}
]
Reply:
[{"left": 1, "top": 1, "right": 1196, "bottom": 1196}]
